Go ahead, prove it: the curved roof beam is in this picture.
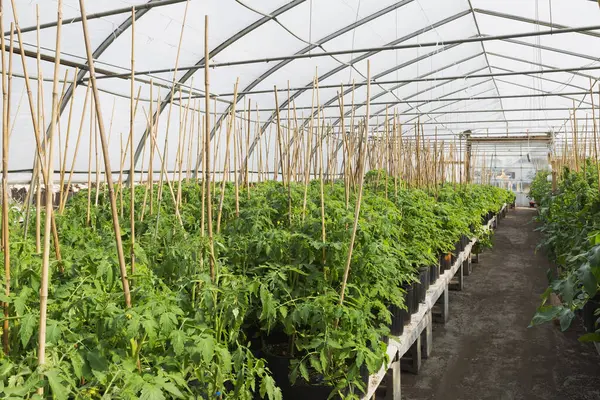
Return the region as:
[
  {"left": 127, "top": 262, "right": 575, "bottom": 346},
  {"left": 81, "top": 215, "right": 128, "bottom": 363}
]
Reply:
[
  {"left": 474, "top": 8, "right": 600, "bottom": 40},
  {"left": 4, "top": 0, "right": 186, "bottom": 36},
  {"left": 487, "top": 52, "right": 598, "bottom": 82},
  {"left": 391, "top": 63, "right": 590, "bottom": 129},
  {"left": 332, "top": 50, "right": 486, "bottom": 126},
  {"left": 53, "top": 1, "right": 159, "bottom": 118},
  {"left": 494, "top": 78, "right": 593, "bottom": 106},
  {"left": 309, "top": 72, "right": 491, "bottom": 162},
  {"left": 492, "top": 66, "right": 589, "bottom": 92},
  {"left": 370, "top": 78, "right": 495, "bottom": 131},
  {"left": 132, "top": 0, "right": 308, "bottom": 172},
  {"left": 329, "top": 85, "right": 498, "bottom": 162},
  {"left": 500, "top": 38, "right": 600, "bottom": 63},
  {"left": 245, "top": 9, "right": 472, "bottom": 160},
  {"left": 201, "top": 0, "right": 422, "bottom": 174},
  {"left": 466, "top": 0, "right": 507, "bottom": 125},
  {"left": 35, "top": 0, "right": 163, "bottom": 177}
]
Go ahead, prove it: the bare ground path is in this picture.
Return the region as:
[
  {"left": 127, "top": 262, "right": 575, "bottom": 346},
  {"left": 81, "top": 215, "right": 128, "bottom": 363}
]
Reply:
[{"left": 401, "top": 207, "right": 600, "bottom": 400}]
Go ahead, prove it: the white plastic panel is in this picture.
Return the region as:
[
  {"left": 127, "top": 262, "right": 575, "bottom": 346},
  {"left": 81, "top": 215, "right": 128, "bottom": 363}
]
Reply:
[{"left": 1, "top": 0, "right": 598, "bottom": 179}]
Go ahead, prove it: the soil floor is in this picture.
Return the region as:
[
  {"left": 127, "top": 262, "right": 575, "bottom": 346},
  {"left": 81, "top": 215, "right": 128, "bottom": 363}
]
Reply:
[{"left": 400, "top": 207, "right": 600, "bottom": 400}]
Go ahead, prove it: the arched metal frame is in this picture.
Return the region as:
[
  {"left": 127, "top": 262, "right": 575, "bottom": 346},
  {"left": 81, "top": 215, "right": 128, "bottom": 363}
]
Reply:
[
  {"left": 4, "top": 0, "right": 600, "bottom": 180},
  {"left": 243, "top": 8, "right": 474, "bottom": 163}
]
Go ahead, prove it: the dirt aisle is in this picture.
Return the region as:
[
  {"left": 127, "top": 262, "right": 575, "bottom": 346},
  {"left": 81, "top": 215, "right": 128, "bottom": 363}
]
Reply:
[{"left": 401, "top": 208, "right": 600, "bottom": 400}]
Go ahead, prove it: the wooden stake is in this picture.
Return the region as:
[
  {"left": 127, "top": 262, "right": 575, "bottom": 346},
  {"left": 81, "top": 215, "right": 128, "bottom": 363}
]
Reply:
[
  {"left": 58, "top": 68, "right": 78, "bottom": 208},
  {"left": 233, "top": 112, "right": 240, "bottom": 217},
  {"left": 0, "top": 1, "right": 10, "bottom": 354},
  {"left": 86, "top": 101, "right": 93, "bottom": 226},
  {"left": 78, "top": 0, "right": 131, "bottom": 308},
  {"left": 245, "top": 100, "right": 251, "bottom": 193},
  {"left": 58, "top": 80, "right": 90, "bottom": 214},
  {"left": 204, "top": 15, "right": 215, "bottom": 282},
  {"left": 38, "top": 0, "right": 62, "bottom": 384},
  {"left": 592, "top": 81, "right": 600, "bottom": 191},
  {"left": 339, "top": 61, "right": 371, "bottom": 306},
  {"left": 216, "top": 79, "right": 239, "bottom": 233},
  {"left": 129, "top": 7, "right": 136, "bottom": 275}
]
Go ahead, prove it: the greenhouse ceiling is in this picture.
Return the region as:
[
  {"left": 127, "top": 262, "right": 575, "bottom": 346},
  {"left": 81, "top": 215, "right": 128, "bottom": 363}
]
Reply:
[{"left": 1, "top": 0, "right": 599, "bottom": 176}]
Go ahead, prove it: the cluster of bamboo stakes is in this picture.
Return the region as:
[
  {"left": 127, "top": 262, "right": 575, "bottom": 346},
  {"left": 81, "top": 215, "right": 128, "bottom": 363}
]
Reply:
[
  {"left": 548, "top": 85, "right": 600, "bottom": 192},
  {"left": 2, "top": 0, "right": 599, "bottom": 393}
]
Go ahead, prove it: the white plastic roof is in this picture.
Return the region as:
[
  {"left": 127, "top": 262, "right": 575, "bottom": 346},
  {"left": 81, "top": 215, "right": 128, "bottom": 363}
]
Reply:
[{"left": 1, "top": 0, "right": 599, "bottom": 181}]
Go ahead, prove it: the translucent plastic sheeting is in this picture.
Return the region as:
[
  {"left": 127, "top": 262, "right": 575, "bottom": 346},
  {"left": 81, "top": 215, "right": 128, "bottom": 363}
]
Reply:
[
  {"left": 470, "top": 138, "right": 551, "bottom": 205},
  {"left": 0, "top": 0, "right": 599, "bottom": 181}
]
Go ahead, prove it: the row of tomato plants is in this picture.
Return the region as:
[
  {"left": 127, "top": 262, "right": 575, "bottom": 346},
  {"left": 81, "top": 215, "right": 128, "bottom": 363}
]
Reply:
[
  {"left": 529, "top": 165, "right": 600, "bottom": 340},
  {"left": 0, "top": 172, "right": 513, "bottom": 399}
]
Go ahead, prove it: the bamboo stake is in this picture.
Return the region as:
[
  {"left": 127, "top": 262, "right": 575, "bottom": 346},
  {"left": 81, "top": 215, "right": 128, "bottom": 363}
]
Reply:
[
  {"left": 204, "top": 15, "right": 215, "bottom": 282},
  {"left": 78, "top": 0, "right": 131, "bottom": 308},
  {"left": 245, "top": 100, "right": 251, "bottom": 193},
  {"left": 57, "top": 83, "right": 89, "bottom": 234},
  {"left": 315, "top": 78, "right": 327, "bottom": 277},
  {"left": 148, "top": 83, "right": 155, "bottom": 215},
  {"left": 233, "top": 111, "right": 240, "bottom": 217},
  {"left": 35, "top": 6, "right": 42, "bottom": 253},
  {"left": 119, "top": 132, "right": 124, "bottom": 217},
  {"left": 200, "top": 114, "right": 205, "bottom": 236},
  {"left": 86, "top": 101, "right": 93, "bottom": 226},
  {"left": 573, "top": 103, "right": 579, "bottom": 172},
  {"left": 212, "top": 111, "right": 222, "bottom": 192},
  {"left": 292, "top": 101, "right": 302, "bottom": 183},
  {"left": 157, "top": 0, "right": 191, "bottom": 205},
  {"left": 258, "top": 112, "right": 263, "bottom": 183},
  {"left": 176, "top": 86, "right": 193, "bottom": 209},
  {"left": 38, "top": 0, "right": 62, "bottom": 385},
  {"left": 55, "top": 72, "right": 68, "bottom": 195},
  {"left": 129, "top": 7, "right": 136, "bottom": 275},
  {"left": 339, "top": 61, "right": 371, "bottom": 306},
  {"left": 216, "top": 79, "right": 239, "bottom": 233},
  {"left": 0, "top": 1, "right": 10, "bottom": 354},
  {"left": 301, "top": 78, "right": 316, "bottom": 221},
  {"left": 186, "top": 99, "right": 196, "bottom": 183},
  {"left": 141, "top": 109, "right": 182, "bottom": 226},
  {"left": 58, "top": 69, "right": 78, "bottom": 210},
  {"left": 94, "top": 111, "right": 100, "bottom": 206},
  {"left": 592, "top": 81, "right": 600, "bottom": 191},
  {"left": 286, "top": 82, "right": 293, "bottom": 186},
  {"left": 195, "top": 104, "right": 202, "bottom": 186},
  {"left": 139, "top": 125, "right": 150, "bottom": 221}
]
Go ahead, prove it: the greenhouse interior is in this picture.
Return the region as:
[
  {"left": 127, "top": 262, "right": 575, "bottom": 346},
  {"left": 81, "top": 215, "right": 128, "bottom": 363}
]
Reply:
[{"left": 0, "top": 0, "right": 599, "bottom": 399}]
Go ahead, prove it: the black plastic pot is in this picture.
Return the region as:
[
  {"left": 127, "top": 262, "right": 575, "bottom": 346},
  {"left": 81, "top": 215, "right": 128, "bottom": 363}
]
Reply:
[
  {"left": 583, "top": 295, "right": 600, "bottom": 333},
  {"left": 429, "top": 263, "right": 439, "bottom": 285},
  {"left": 451, "top": 240, "right": 461, "bottom": 264},
  {"left": 461, "top": 234, "right": 470, "bottom": 250},
  {"left": 261, "top": 353, "right": 338, "bottom": 400},
  {"left": 440, "top": 252, "right": 452, "bottom": 272},
  {"left": 417, "top": 267, "right": 430, "bottom": 303},
  {"left": 400, "top": 284, "right": 413, "bottom": 325},
  {"left": 387, "top": 304, "right": 405, "bottom": 336},
  {"left": 262, "top": 355, "right": 371, "bottom": 400},
  {"left": 411, "top": 282, "right": 419, "bottom": 314}
]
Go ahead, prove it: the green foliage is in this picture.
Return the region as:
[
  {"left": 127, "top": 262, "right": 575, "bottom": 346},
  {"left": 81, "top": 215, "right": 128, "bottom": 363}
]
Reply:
[
  {"left": 529, "top": 165, "right": 600, "bottom": 339},
  {"left": 0, "top": 174, "right": 509, "bottom": 398}
]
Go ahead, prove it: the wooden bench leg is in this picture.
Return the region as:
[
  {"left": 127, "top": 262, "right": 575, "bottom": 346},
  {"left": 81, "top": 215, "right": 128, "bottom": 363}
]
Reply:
[
  {"left": 385, "top": 359, "right": 402, "bottom": 400},
  {"left": 450, "top": 260, "right": 464, "bottom": 291},
  {"left": 433, "top": 286, "right": 449, "bottom": 324},
  {"left": 421, "top": 310, "right": 433, "bottom": 359},
  {"left": 401, "top": 335, "right": 421, "bottom": 374},
  {"left": 462, "top": 255, "right": 472, "bottom": 277}
]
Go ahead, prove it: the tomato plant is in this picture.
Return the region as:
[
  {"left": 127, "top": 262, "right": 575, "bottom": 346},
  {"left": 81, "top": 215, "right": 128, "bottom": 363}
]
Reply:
[{"left": 0, "top": 174, "right": 511, "bottom": 399}]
